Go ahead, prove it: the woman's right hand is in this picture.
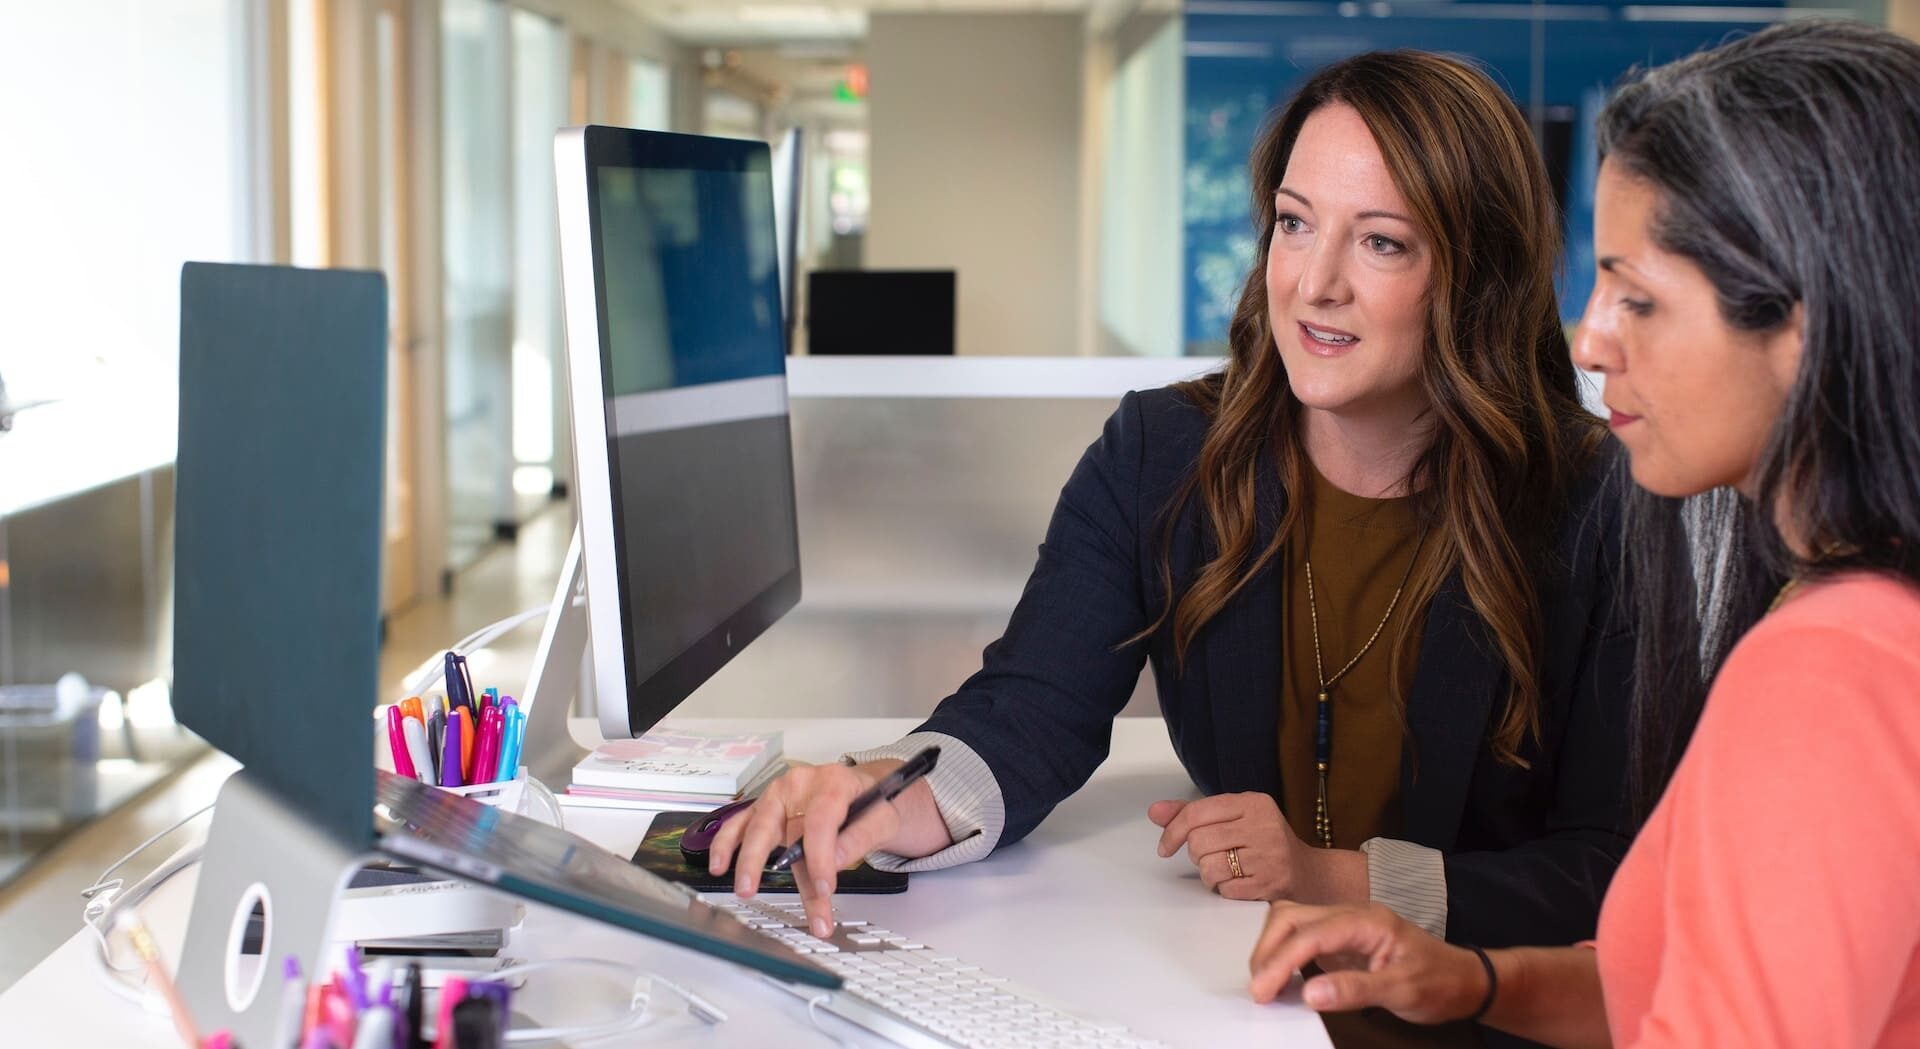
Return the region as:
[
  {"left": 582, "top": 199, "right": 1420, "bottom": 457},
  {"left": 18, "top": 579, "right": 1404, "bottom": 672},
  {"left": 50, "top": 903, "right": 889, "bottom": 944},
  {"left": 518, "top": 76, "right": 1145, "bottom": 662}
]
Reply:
[
  {"left": 706, "top": 758, "right": 949, "bottom": 939},
  {"left": 1249, "top": 901, "right": 1489, "bottom": 1023}
]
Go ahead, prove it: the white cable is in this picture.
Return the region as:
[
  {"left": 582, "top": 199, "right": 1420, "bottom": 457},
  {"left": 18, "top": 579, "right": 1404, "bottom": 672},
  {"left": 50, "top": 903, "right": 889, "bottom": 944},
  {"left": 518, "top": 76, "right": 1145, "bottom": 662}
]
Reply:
[
  {"left": 81, "top": 802, "right": 215, "bottom": 984},
  {"left": 83, "top": 820, "right": 724, "bottom": 1045},
  {"left": 396, "top": 604, "right": 552, "bottom": 699},
  {"left": 416, "top": 956, "right": 727, "bottom": 1044},
  {"left": 80, "top": 801, "right": 215, "bottom": 915},
  {"left": 519, "top": 775, "right": 566, "bottom": 829},
  {"left": 803, "top": 991, "right": 865, "bottom": 1049},
  {"left": 84, "top": 841, "right": 208, "bottom": 1017}
]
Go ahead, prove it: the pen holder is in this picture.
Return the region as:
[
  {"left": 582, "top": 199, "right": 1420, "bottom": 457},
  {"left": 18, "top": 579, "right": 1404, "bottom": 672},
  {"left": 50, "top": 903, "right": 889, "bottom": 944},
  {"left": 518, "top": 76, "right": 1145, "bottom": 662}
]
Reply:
[
  {"left": 436, "top": 767, "right": 564, "bottom": 828},
  {"left": 437, "top": 766, "right": 529, "bottom": 813}
]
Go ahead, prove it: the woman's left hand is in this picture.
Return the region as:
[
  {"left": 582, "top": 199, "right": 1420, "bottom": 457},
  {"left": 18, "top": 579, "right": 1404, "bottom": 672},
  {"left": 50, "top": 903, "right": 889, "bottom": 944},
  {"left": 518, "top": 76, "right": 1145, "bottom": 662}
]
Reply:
[
  {"left": 1150, "top": 793, "right": 1345, "bottom": 902},
  {"left": 1248, "top": 901, "right": 1487, "bottom": 1023}
]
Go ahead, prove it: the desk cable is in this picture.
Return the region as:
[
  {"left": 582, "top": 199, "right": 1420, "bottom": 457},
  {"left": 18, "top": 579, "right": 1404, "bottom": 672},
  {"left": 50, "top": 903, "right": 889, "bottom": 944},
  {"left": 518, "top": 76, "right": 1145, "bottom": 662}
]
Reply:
[
  {"left": 753, "top": 974, "right": 860, "bottom": 1049},
  {"left": 396, "top": 602, "right": 559, "bottom": 699},
  {"left": 480, "top": 957, "right": 727, "bottom": 1044},
  {"left": 79, "top": 807, "right": 727, "bottom": 1042},
  {"left": 81, "top": 801, "right": 216, "bottom": 1010},
  {"left": 804, "top": 991, "right": 869, "bottom": 1049}
]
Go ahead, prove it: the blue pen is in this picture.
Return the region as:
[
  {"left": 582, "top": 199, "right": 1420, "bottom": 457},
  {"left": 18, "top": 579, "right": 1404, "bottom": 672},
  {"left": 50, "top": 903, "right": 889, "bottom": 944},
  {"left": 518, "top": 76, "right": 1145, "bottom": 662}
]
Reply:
[
  {"left": 501, "top": 705, "right": 525, "bottom": 779},
  {"left": 440, "top": 712, "right": 465, "bottom": 787}
]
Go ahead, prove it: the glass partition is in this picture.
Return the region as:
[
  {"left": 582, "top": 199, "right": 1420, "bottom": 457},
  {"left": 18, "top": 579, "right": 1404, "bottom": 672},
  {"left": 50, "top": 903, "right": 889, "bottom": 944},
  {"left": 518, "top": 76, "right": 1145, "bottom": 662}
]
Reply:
[
  {"left": 511, "top": 9, "right": 569, "bottom": 508},
  {"left": 442, "top": 0, "right": 515, "bottom": 568}
]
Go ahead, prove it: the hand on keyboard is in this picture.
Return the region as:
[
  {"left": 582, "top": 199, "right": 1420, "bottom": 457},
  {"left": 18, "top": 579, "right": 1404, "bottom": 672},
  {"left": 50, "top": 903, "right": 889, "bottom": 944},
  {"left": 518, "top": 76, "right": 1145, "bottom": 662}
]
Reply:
[{"left": 707, "top": 758, "right": 950, "bottom": 939}]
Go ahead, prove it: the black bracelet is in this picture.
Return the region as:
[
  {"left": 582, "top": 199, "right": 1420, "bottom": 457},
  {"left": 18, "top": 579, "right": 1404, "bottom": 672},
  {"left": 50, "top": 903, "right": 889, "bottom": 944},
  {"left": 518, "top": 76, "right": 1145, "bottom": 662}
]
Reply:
[{"left": 1464, "top": 944, "right": 1498, "bottom": 1023}]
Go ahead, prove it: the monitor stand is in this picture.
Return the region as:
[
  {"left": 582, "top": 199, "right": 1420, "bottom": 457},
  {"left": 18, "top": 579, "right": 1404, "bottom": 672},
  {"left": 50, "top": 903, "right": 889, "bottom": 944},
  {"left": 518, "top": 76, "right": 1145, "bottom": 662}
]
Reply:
[
  {"left": 517, "top": 523, "right": 596, "bottom": 788},
  {"left": 177, "top": 770, "right": 380, "bottom": 1049}
]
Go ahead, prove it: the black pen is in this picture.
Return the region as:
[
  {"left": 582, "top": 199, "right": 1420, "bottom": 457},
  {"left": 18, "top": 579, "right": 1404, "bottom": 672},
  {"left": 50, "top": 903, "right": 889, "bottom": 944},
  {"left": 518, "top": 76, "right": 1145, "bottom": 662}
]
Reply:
[{"left": 768, "top": 746, "right": 940, "bottom": 872}]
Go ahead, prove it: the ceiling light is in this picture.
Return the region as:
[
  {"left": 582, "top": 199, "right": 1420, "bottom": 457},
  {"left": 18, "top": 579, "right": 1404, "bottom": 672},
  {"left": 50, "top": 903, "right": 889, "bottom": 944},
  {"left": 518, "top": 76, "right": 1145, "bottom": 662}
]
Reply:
[{"left": 740, "top": 4, "right": 837, "bottom": 22}]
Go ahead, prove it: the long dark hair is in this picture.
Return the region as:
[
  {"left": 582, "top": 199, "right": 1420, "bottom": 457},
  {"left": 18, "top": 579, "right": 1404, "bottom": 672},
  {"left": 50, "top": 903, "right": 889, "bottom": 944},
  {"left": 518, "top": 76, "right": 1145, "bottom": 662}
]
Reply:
[
  {"left": 1141, "top": 50, "right": 1604, "bottom": 766},
  {"left": 1598, "top": 19, "right": 1920, "bottom": 817}
]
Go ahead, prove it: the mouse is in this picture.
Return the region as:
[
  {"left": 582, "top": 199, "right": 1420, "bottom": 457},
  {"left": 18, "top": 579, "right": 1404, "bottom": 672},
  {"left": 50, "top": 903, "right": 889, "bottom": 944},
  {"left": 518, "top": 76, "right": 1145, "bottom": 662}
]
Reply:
[{"left": 679, "top": 798, "right": 761, "bottom": 864}]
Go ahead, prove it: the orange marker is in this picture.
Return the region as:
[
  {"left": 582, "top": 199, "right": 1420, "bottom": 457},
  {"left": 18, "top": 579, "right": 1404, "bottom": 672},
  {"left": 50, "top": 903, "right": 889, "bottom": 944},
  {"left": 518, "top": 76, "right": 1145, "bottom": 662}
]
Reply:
[{"left": 399, "top": 696, "right": 424, "bottom": 724}]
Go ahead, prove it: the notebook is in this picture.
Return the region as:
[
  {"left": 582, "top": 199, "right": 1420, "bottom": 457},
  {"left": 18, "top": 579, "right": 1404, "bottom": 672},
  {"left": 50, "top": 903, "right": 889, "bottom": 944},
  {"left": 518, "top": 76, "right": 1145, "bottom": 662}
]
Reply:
[{"left": 573, "top": 727, "right": 783, "bottom": 795}]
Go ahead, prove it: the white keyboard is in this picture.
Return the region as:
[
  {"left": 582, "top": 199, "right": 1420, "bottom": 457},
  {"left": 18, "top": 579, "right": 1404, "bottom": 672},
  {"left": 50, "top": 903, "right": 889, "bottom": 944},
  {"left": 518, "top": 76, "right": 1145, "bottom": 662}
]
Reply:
[{"left": 710, "top": 894, "right": 1171, "bottom": 1049}]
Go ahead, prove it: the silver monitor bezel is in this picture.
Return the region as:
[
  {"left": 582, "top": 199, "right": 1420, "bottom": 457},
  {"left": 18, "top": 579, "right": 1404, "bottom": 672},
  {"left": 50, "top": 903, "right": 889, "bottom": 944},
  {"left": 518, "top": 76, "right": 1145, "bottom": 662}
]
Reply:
[{"left": 553, "top": 125, "right": 802, "bottom": 741}]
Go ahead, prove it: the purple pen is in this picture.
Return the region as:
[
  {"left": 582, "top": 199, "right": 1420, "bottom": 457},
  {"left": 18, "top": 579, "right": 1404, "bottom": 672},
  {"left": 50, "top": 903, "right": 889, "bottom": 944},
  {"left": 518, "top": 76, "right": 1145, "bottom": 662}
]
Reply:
[
  {"left": 344, "top": 944, "right": 371, "bottom": 1011},
  {"left": 275, "top": 956, "right": 308, "bottom": 1049},
  {"left": 440, "top": 712, "right": 465, "bottom": 787}
]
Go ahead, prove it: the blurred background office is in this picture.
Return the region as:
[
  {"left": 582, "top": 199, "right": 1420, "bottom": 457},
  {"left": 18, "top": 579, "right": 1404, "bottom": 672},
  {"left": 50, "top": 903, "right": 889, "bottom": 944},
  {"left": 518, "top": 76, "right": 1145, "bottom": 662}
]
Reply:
[{"left": 0, "top": 0, "right": 1910, "bottom": 987}]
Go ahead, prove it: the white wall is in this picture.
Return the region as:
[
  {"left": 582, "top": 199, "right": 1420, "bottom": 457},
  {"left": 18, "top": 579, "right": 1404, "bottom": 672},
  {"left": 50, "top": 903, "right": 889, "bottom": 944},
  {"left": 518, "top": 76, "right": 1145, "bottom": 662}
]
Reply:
[
  {"left": 0, "top": 0, "right": 252, "bottom": 401},
  {"left": 866, "top": 14, "right": 1085, "bottom": 357}
]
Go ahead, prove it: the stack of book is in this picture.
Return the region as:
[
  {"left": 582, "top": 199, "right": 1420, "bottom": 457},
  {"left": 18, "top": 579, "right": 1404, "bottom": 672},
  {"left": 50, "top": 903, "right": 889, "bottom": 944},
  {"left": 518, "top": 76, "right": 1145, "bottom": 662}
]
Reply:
[{"left": 559, "top": 726, "right": 785, "bottom": 812}]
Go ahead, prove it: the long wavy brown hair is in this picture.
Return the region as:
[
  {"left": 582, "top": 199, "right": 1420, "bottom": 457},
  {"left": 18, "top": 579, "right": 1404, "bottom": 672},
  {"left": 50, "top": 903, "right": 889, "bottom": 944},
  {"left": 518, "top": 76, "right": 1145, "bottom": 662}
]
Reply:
[{"left": 1149, "top": 51, "right": 1605, "bottom": 766}]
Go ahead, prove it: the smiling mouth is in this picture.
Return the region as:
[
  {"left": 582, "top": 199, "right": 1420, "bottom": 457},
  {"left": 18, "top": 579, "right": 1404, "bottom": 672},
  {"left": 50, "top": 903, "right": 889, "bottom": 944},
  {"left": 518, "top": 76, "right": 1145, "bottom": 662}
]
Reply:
[{"left": 1299, "top": 322, "right": 1359, "bottom": 347}]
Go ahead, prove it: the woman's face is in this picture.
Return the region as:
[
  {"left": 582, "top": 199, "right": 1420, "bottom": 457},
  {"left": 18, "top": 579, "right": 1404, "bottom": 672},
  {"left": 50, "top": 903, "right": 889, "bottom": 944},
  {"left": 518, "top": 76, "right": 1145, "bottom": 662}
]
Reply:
[
  {"left": 1572, "top": 160, "right": 1802, "bottom": 498},
  {"left": 1266, "top": 103, "right": 1433, "bottom": 422}
]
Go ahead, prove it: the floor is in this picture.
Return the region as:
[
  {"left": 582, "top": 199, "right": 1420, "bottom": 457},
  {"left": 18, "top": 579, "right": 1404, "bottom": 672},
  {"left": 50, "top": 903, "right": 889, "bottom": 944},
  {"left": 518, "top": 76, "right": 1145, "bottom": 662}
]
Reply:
[{"left": 0, "top": 502, "right": 574, "bottom": 993}]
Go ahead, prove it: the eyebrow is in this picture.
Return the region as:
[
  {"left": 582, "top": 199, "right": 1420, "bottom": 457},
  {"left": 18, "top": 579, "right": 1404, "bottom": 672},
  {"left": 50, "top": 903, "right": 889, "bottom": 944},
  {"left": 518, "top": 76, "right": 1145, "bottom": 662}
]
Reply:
[
  {"left": 1597, "top": 256, "right": 1646, "bottom": 278},
  {"left": 1275, "top": 187, "right": 1413, "bottom": 225}
]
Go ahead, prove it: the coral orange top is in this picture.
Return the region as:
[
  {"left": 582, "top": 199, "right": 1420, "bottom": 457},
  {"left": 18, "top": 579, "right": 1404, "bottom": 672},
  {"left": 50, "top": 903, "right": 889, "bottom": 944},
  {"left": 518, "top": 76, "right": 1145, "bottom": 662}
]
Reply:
[{"left": 1597, "top": 574, "right": 1920, "bottom": 1048}]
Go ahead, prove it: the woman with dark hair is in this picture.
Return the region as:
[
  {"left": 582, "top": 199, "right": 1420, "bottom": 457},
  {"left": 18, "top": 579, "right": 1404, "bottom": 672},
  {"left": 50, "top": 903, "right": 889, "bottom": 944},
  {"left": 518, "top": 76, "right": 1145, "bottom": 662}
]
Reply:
[
  {"left": 1248, "top": 19, "right": 1920, "bottom": 1048},
  {"left": 714, "top": 47, "right": 1632, "bottom": 1013}
]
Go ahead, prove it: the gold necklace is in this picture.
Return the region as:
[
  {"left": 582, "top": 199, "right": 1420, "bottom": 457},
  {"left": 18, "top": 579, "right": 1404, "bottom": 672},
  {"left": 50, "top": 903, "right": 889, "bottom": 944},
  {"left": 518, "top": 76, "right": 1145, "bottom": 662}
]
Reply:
[
  {"left": 1767, "top": 576, "right": 1806, "bottom": 615},
  {"left": 1303, "top": 527, "right": 1428, "bottom": 849},
  {"left": 1767, "top": 543, "right": 1847, "bottom": 615}
]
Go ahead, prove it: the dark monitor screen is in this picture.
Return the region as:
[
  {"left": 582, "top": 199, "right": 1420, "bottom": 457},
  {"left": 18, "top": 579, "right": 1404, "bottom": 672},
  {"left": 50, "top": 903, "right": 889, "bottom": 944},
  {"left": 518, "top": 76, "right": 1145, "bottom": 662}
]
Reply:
[
  {"left": 561, "top": 127, "right": 802, "bottom": 738},
  {"left": 806, "top": 270, "right": 956, "bottom": 356}
]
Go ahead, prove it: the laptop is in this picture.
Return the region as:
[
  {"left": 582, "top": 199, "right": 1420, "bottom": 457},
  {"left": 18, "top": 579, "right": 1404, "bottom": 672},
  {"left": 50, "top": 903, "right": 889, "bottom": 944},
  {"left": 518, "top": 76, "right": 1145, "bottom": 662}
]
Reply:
[{"left": 171, "top": 262, "right": 836, "bottom": 992}]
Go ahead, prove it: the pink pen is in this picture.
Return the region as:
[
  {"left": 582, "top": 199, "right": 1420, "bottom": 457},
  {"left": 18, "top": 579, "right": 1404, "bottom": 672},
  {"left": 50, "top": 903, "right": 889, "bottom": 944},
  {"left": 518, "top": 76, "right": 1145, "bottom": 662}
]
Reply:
[
  {"left": 323, "top": 982, "right": 357, "bottom": 1049},
  {"left": 385, "top": 706, "right": 417, "bottom": 779},
  {"left": 471, "top": 707, "right": 503, "bottom": 787},
  {"left": 434, "top": 977, "right": 469, "bottom": 1049}
]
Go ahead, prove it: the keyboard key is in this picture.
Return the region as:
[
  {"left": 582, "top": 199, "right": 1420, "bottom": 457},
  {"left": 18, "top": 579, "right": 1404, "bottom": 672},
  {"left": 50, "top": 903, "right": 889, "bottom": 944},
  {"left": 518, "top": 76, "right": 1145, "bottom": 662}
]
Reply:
[{"left": 745, "top": 905, "right": 1137, "bottom": 1049}]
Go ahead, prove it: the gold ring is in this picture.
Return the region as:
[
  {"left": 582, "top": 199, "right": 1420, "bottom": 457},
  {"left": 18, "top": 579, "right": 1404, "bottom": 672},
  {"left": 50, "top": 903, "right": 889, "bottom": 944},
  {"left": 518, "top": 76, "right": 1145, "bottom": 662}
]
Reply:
[
  {"left": 1226, "top": 847, "right": 1246, "bottom": 879},
  {"left": 786, "top": 808, "right": 806, "bottom": 820}
]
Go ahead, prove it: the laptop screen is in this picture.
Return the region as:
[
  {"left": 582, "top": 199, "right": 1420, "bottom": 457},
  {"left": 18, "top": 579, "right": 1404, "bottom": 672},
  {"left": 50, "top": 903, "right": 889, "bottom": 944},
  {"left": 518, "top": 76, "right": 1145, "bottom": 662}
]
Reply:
[{"left": 373, "top": 771, "right": 837, "bottom": 989}]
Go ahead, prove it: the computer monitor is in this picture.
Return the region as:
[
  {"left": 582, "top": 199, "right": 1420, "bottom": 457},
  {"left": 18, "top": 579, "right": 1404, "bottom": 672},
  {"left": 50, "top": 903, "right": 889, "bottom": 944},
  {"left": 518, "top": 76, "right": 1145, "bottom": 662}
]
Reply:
[
  {"left": 806, "top": 270, "right": 956, "bottom": 355},
  {"left": 553, "top": 126, "right": 802, "bottom": 742}
]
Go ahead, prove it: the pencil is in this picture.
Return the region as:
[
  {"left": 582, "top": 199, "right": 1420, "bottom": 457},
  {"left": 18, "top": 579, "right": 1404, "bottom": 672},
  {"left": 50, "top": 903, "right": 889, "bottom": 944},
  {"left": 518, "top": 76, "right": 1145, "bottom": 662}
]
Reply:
[{"left": 121, "top": 914, "right": 202, "bottom": 1049}]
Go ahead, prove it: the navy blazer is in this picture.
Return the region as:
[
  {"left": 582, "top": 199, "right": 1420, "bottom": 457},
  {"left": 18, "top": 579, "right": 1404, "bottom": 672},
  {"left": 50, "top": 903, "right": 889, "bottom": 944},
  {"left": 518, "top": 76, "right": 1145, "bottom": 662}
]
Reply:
[{"left": 915, "top": 386, "right": 1633, "bottom": 948}]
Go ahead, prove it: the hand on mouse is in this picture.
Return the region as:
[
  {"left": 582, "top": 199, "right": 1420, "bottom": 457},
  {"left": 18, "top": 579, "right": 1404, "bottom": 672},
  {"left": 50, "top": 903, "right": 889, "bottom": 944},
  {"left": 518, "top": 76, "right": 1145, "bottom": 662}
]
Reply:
[{"left": 707, "top": 758, "right": 951, "bottom": 939}]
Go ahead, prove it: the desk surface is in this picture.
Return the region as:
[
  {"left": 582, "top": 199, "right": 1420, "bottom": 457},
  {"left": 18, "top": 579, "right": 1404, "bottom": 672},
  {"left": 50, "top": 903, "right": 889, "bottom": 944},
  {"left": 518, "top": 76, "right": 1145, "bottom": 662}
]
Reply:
[{"left": 0, "top": 718, "right": 1333, "bottom": 1048}]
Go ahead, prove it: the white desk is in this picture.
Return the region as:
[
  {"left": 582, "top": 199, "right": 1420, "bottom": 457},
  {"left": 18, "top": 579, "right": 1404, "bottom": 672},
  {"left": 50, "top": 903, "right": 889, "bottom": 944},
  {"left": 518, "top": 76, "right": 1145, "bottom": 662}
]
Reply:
[{"left": 0, "top": 718, "right": 1333, "bottom": 1048}]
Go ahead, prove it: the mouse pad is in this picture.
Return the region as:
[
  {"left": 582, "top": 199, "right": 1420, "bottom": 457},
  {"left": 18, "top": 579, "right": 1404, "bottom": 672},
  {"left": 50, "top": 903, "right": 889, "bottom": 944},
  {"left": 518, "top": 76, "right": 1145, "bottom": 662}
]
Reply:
[{"left": 632, "top": 811, "right": 908, "bottom": 894}]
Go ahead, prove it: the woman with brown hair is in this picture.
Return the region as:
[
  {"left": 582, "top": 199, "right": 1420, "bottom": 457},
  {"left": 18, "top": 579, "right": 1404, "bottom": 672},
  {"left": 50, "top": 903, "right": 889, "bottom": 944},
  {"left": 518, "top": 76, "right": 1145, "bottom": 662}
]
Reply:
[{"left": 715, "top": 47, "right": 1630, "bottom": 1000}]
